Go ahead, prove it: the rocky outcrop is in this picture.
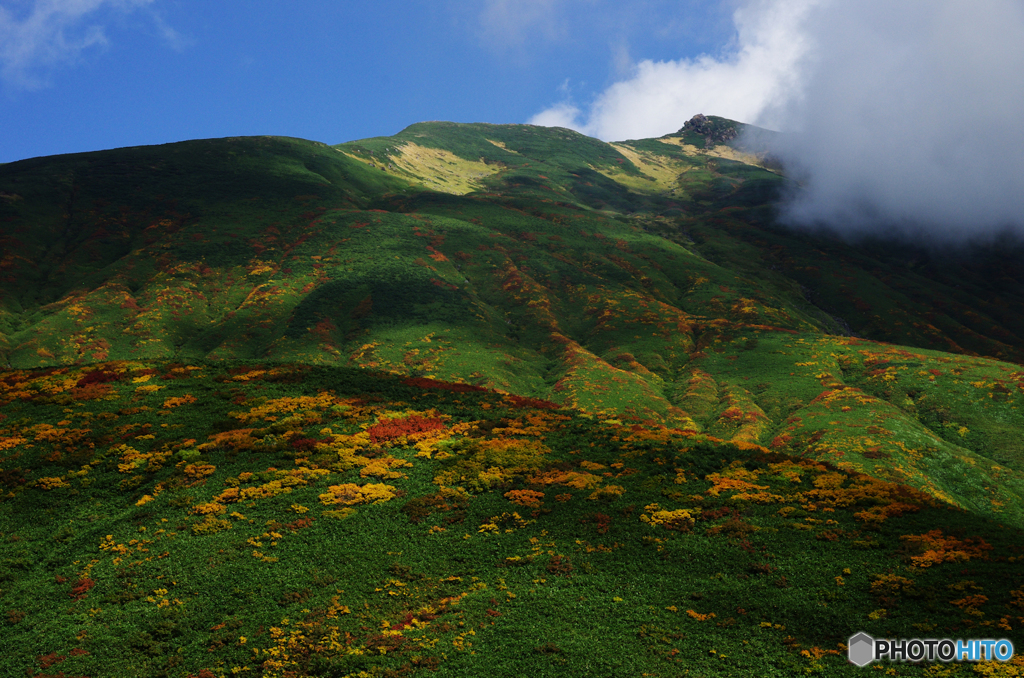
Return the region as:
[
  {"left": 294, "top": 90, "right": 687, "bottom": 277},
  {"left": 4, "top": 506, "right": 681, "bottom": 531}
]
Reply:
[{"left": 678, "top": 114, "right": 739, "bottom": 147}]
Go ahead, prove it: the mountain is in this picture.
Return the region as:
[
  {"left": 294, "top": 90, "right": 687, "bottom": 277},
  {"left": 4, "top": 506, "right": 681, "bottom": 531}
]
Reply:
[{"left": 1, "top": 118, "right": 1023, "bottom": 676}]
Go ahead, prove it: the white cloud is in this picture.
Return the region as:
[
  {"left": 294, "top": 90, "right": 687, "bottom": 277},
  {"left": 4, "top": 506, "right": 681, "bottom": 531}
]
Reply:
[
  {"left": 528, "top": 101, "right": 582, "bottom": 129},
  {"left": 770, "top": 0, "right": 1024, "bottom": 240},
  {"left": 529, "top": 0, "right": 817, "bottom": 139},
  {"left": 0, "top": 0, "right": 155, "bottom": 89}
]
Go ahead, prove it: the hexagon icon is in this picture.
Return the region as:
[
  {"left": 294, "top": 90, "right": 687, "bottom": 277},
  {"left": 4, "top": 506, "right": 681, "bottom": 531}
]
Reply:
[{"left": 848, "top": 632, "right": 874, "bottom": 667}]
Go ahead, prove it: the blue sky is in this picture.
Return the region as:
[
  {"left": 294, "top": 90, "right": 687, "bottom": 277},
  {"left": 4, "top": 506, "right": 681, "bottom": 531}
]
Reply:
[{"left": 0, "top": 0, "right": 736, "bottom": 162}]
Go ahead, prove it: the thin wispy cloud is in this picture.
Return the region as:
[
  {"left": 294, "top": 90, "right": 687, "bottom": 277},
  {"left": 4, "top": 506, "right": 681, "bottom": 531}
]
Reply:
[
  {"left": 0, "top": 0, "right": 155, "bottom": 89},
  {"left": 477, "top": 0, "right": 567, "bottom": 49},
  {"left": 149, "top": 8, "right": 188, "bottom": 53}
]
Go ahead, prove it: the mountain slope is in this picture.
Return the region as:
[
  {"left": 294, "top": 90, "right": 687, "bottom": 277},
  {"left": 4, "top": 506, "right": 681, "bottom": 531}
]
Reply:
[
  {"left": 1, "top": 362, "right": 1021, "bottom": 677},
  {"left": 3, "top": 118, "right": 1024, "bottom": 676},
  {"left": 2, "top": 120, "right": 1024, "bottom": 530}
]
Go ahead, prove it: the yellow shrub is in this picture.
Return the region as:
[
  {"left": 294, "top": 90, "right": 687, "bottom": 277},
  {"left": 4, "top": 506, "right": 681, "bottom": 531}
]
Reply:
[
  {"left": 191, "top": 502, "right": 226, "bottom": 515},
  {"left": 319, "top": 483, "right": 397, "bottom": 506},
  {"left": 36, "top": 476, "right": 69, "bottom": 490},
  {"left": 183, "top": 463, "right": 216, "bottom": 480},
  {"left": 192, "top": 515, "right": 232, "bottom": 535},
  {"left": 641, "top": 509, "right": 696, "bottom": 531},
  {"left": 588, "top": 485, "right": 625, "bottom": 502}
]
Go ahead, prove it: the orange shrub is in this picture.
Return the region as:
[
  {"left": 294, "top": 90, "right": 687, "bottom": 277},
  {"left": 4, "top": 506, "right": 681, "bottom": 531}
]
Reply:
[
  {"left": 163, "top": 394, "right": 197, "bottom": 408},
  {"left": 900, "top": 530, "right": 993, "bottom": 568},
  {"left": 504, "top": 489, "right": 545, "bottom": 508}
]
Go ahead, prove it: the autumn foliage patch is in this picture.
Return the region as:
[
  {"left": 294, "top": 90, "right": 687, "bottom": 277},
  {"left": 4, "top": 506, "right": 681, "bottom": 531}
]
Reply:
[{"left": 367, "top": 415, "right": 445, "bottom": 444}]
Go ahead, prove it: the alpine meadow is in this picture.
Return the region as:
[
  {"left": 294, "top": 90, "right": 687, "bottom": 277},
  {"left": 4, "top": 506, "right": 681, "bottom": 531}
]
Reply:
[{"left": 1, "top": 115, "right": 1023, "bottom": 677}]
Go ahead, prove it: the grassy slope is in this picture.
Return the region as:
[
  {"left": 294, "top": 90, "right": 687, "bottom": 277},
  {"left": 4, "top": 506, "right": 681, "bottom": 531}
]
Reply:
[
  {"left": 3, "top": 125, "right": 1024, "bottom": 523},
  {"left": 0, "top": 363, "right": 1022, "bottom": 677},
  {"left": 2, "top": 122, "right": 1024, "bottom": 675}
]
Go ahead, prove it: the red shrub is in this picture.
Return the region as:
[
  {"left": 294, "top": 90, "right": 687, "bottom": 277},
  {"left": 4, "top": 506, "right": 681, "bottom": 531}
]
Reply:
[
  {"left": 75, "top": 370, "right": 121, "bottom": 388},
  {"left": 69, "top": 578, "right": 95, "bottom": 601},
  {"left": 546, "top": 555, "right": 573, "bottom": 576},
  {"left": 37, "top": 652, "right": 65, "bottom": 669},
  {"left": 402, "top": 377, "right": 487, "bottom": 393},
  {"left": 285, "top": 517, "right": 315, "bottom": 532},
  {"left": 367, "top": 415, "right": 444, "bottom": 444},
  {"left": 70, "top": 383, "right": 114, "bottom": 401},
  {"left": 505, "top": 395, "right": 560, "bottom": 410},
  {"left": 289, "top": 437, "right": 329, "bottom": 452}
]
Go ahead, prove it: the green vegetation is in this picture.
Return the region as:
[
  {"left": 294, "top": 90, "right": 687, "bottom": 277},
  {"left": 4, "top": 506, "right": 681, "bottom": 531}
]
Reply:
[
  {"left": 1, "top": 363, "right": 1022, "bottom": 676},
  {"left": 1, "top": 116, "right": 1023, "bottom": 675}
]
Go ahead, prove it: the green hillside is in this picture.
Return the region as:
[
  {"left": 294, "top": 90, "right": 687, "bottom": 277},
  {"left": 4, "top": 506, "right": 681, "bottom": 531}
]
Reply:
[
  {"left": 1, "top": 118, "right": 1023, "bottom": 676},
  {"left": 1, "top": 363, "right": 1022, "bottom": 677}
]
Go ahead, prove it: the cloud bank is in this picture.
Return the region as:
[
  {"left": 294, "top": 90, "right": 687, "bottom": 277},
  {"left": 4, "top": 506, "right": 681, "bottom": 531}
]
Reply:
[
  {"left": 531, "top": 0, "right": 1024, "bottom": 240},
  {"left": 769, "top": 0, "right": 1024, "bottom": 240},
  {"left": 0, "top": 0, "right": 154, "bottom": 89}
]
